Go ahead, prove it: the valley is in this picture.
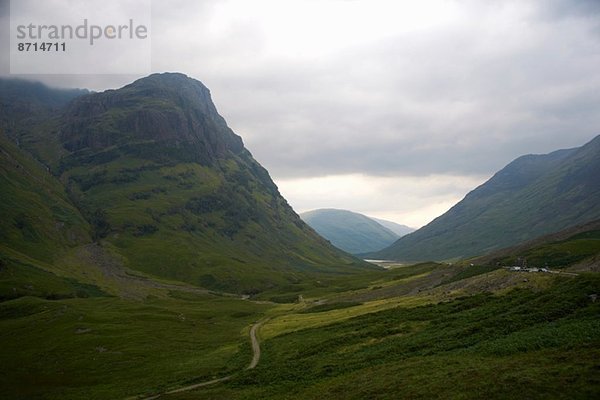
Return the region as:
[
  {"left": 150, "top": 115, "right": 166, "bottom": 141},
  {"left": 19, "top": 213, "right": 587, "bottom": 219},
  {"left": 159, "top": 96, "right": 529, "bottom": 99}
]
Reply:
[
  {"left": 150, "top": 261, "right": 599, "bottom": 400},
  {"left": 1, "top": 74, "right": 599, "bottom": 400},
  {"left": 3, "top": 254, "right": 598, "bottom": 400}
]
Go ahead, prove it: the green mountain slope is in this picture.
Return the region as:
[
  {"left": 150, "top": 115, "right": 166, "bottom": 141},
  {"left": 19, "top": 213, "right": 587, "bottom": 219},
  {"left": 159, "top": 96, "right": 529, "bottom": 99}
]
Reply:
[
  {"left": 372, "top": 135, "right": 600, "bottom": 261},
  {"left": 473, "top": 218, "right": 600, "bottom": 270},
  {"left": 0, "top": 74, "right": 371, "bottom": 295},
  {"left": 0, "top": 75, "right": 377, "bottom": 398},
  {"left": 300, "top": 209, "right": 399, "bottom": 254},
  {"left": 0, "top": 129, "right": 91, "bottom": 263}
]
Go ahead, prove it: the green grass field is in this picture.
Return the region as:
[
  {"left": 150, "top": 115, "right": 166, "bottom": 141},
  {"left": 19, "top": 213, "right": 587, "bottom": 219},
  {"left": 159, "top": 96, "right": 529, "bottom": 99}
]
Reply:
[
  {"left": 0, "top": 242, "right": 274, "bottom": 400},
  {"left": 1, "top": 247, "right": 599, "bottom": 399},
  {"left": 0, "top": 292, "right": 272, "bottom": 400},
  {"left": 163, "top": 273, "right": 600, "bottom": 400}
]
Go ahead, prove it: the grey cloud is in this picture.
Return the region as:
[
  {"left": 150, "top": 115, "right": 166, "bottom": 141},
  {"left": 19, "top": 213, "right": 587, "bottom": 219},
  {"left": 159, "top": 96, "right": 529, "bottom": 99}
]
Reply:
[
  {"left": 205, "top": 11, "right": 600, "bottom": 178},
  {"left": 0, "top": 0, "right": 146, "bottom": 89},
  {"left": 1, "top": 0, "right": 599, "bottom": 183},
  {"left": 534, "top": 0, "right": 600, "bottom": 21}
]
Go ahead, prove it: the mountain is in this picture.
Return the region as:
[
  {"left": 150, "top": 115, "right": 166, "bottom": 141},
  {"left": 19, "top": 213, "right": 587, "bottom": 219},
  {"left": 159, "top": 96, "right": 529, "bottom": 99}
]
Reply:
[
  {"left": 0, "top": 79, "right": 93, "bottom": 263},
  {"left": 0, "top": 74, "right": 372, "bottom": 295},
  {"left": 369, "top": 217, "right": 414, "bottom": 237},
  {"left": 300, "top": 209, "right": 400, "bottom": 254},
  {"left": 371, "top": 135, "right": 600, "bottom": 261}
]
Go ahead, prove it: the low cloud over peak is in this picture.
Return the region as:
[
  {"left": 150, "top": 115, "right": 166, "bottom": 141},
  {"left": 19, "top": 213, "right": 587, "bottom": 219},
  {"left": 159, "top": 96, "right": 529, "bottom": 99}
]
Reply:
[{"left": 2, "top": 0, "right": 598, "bottom": 226}]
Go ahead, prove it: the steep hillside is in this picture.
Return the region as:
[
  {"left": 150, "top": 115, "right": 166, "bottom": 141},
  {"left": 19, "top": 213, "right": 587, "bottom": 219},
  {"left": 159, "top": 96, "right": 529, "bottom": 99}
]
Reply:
[
  {"left": 0, "top": 129, "right": 91, "bottom": 263},
  {"left": 0, "top": 78, "right": 86, "bottom": 133},
  {"left": 0, "top": 74, "right": 372, "bottom": 295},
  {"left": 301, "top": 209, "right": 399, "bottom": 254},
  {"left": 372, "top": 135, "right": 600, "bottom": 261},
  {"left": 473, "top": 219, "right": 600, "bottom": 270},
  {"left": 0, "top": 79, "right": 87, "bottom": 164}
]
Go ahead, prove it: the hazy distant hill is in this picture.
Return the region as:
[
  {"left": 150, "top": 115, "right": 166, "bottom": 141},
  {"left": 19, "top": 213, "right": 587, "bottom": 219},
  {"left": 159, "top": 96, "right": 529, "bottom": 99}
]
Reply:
[
  {"left": 0, "top": 74, "right": 371, "bottom": 295},
  {"left": 372, "top": 135, "right": 600, "bottom": 261},
  {"left": 369, "top": 217, "right": 414, "bottom": 237},
  {"left": 301, "top": 209, "right": 400, "bottom": 254}
]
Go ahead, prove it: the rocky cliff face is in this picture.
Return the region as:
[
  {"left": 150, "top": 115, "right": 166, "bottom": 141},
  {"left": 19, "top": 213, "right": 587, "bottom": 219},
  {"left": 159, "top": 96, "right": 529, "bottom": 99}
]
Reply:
[{"left": 59, "top": 73, "right": 244, "bottom": 163}]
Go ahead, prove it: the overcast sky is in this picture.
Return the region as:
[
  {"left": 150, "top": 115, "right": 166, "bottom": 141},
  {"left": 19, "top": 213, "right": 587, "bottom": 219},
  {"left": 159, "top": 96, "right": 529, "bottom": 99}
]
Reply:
[{"left": 2, "top": 0, "right": 600, "bottom": 227}]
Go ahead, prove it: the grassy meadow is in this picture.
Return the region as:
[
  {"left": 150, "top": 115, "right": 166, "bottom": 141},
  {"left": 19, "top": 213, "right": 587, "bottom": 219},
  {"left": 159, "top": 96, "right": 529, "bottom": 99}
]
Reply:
[
  {"left": 0, "top": 288, "right": 272, "bottom": 400},
  {"left": 165, "top": 272, "right": 600, "bottom": 400},
  {"left": 1, "top": 246, "right": 599, "bottom": 399}
]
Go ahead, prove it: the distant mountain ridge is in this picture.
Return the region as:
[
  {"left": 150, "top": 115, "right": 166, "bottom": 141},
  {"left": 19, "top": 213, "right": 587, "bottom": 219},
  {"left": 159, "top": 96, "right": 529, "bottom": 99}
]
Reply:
[
  {"left": 371, "top": 135, "right": 600, "bottom": 261},
  {"left": 300, "top": 209, "right": 405, "bottom": 254},
  {"left": 369, "top": 217, "right": 414, "bottom": 237}
]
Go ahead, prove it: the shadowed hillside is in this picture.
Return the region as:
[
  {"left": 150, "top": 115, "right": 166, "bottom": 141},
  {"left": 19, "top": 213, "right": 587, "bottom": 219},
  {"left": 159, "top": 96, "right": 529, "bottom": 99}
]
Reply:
[{"left": 372, "top": 135, "right": 600, "bottom": 262}]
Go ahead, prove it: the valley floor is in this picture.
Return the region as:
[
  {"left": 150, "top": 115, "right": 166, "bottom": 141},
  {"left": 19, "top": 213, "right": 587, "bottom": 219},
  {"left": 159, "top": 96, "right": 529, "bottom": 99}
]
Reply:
[
  {"left": 1, "top": 259, "right": 599, "bottom": 399},
  {"left": 162, "top": 267, "right": 600, "bottom": 400}
]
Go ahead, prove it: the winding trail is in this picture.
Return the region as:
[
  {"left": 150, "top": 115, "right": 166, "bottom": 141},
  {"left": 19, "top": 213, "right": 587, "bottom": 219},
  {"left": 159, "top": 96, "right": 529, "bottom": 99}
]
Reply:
[
  {"left": 247, "top": 321, "right": 263, "bottom": 369},
  {"left": 137, "top": 320, "right": 266, "bottom": 400}
]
